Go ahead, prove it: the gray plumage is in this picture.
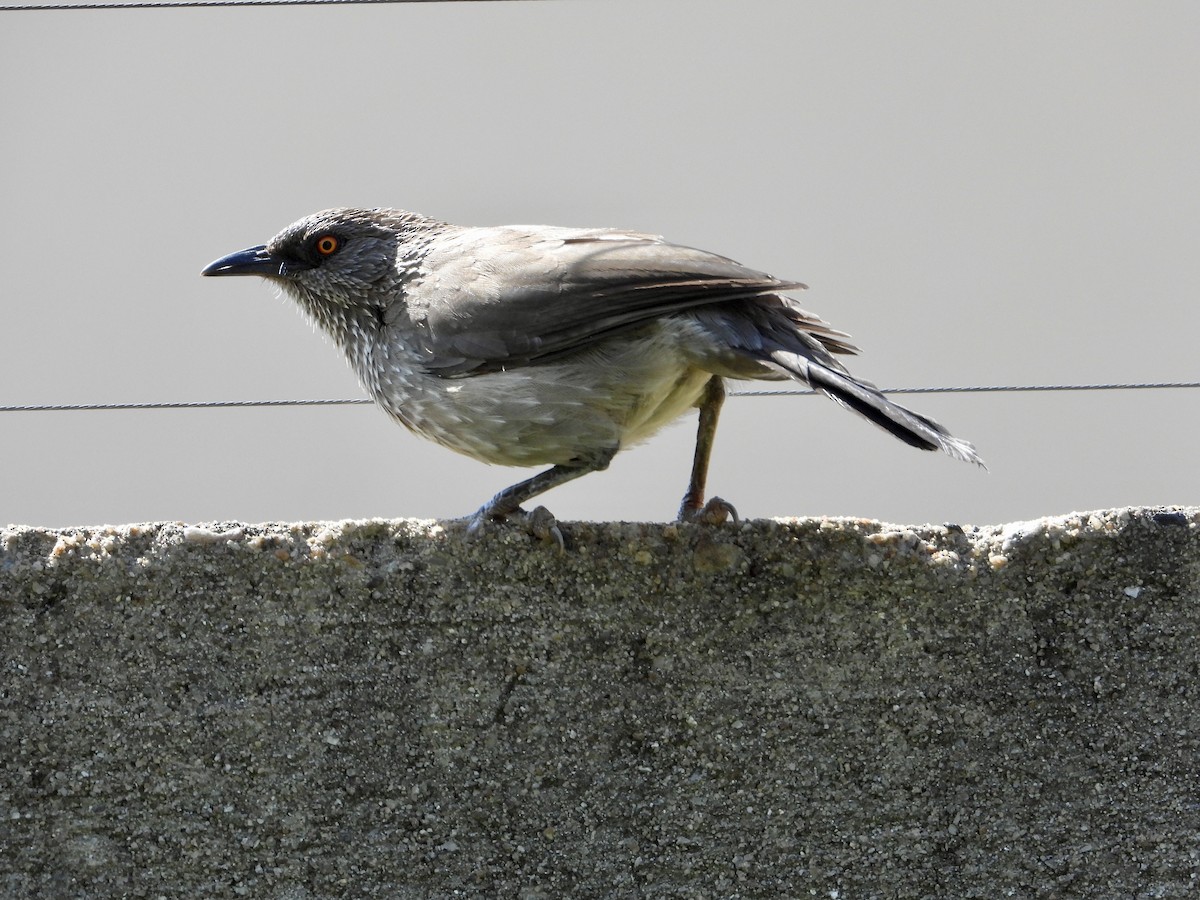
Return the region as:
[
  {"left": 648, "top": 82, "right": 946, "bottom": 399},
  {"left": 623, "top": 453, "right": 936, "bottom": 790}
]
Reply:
[{"left": 202, "top": 207, "right": 982, "bottom": 536}]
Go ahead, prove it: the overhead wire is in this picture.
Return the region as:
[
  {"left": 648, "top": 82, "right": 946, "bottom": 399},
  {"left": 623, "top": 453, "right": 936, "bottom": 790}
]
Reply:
[
  {"left": 2, "top": 382, "right": 1197, "bottom": 414},
  {"left": 730, "top": 381, "right": 1200, "bottom": 398},
  {"left": 3, "top": 0, "right": 534, "bottom": 10}
]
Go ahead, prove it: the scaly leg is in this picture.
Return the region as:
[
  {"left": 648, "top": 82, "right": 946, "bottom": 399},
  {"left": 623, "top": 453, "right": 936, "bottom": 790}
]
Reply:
[
  {"left": 678, "top": 376, "right": 738, "bottom": 524},
  {"left": 468, "top": 450, "right": 615, "bottom": 550}
]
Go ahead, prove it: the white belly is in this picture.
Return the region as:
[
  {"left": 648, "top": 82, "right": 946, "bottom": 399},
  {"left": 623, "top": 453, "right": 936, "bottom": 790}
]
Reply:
[{"left": 363, "top": 321, "right": 713, "bottom": 468}]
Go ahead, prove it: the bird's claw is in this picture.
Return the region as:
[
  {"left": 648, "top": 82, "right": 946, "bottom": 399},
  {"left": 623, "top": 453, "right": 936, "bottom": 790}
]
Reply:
[
  {"left": 519, "top": 505, "right": 566, "bottom": 553},
  {"left": 465, "top": 504, "right": 565, "bottom": 553},
  {"left": 678, "top": 496, "right": 739, "bottom": 526}
]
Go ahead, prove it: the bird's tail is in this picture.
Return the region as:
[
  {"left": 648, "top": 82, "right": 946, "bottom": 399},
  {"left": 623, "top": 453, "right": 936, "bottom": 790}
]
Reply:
[{"left": 770, "top": 350, "right": 985, "bottom": 467}]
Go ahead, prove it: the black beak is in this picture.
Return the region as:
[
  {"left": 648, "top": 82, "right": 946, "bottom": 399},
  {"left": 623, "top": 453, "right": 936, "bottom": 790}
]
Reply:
[{"left": 201, "top": 245, "right": 283, "bottom": 277}]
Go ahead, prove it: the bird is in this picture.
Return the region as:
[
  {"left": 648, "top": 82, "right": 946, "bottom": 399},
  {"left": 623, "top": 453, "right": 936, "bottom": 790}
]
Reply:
[{"left": 202, "top": 207, "right": 982, "bottom": 543}]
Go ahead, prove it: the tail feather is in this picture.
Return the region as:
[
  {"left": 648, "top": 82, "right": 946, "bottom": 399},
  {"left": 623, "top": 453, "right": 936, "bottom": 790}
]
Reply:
[{"left": 771, "top": 350, "right": 985, "bottom": 467}]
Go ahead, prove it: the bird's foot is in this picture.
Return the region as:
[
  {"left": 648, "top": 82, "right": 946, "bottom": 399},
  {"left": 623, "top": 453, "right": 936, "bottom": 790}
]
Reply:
[
  {"left": 678, "top": 496, "right": 739, "bottom": 526},
  {"left": 466, "top": 504, "right": 566, "bottom": 553}
]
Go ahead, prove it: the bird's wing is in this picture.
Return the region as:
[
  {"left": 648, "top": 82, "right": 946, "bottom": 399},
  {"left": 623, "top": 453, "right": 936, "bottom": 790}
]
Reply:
[{"left": 403, "top": 225, "right": 847, "bottom": 376}]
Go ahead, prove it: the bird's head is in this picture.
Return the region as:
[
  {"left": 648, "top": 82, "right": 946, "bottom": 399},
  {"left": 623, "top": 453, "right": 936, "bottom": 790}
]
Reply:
[{"left": 201, "top": 208, "right": 439, "bottom": 310}]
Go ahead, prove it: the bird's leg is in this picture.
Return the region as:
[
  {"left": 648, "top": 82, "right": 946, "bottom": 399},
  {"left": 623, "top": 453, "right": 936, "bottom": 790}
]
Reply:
[
  {"left": 678, "top": 376, "right": 738, "bottom": 525},
  {"left": 478, "top": 464, "right": 593, "bottom": 519},
  {"left": 468, "top": 452, "right": 614, "bottom": 551}
]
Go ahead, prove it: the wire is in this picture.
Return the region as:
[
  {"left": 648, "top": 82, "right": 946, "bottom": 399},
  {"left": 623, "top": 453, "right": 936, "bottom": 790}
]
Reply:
[
  {"left": 2, "top": 398, "right": 374, "bottom": 412},
  {"left": 3, "top": 381, "right": 1197, "bottom": 413},
  {"left": 730, "top": 381, "right": 1200, "bottom": 398},
  {"left": 2, "top": 0, "right": 536, "bottom": 10}
]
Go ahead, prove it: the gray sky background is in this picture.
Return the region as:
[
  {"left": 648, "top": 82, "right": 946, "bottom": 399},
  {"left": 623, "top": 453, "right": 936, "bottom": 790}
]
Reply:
[{"left": 3, "top": 1, "right": 1198, "bottom": 529}]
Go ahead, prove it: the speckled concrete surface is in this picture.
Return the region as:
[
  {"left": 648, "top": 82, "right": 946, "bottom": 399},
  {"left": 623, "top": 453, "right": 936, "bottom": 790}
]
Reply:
[{"left": 2, "top": 509, "right": 1198, "bottom": 897}]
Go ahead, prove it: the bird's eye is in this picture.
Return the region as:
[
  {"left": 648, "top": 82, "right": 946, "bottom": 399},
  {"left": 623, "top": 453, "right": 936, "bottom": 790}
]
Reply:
[{"left": 315, "top": 235, "right": 340, "bottom": 256}]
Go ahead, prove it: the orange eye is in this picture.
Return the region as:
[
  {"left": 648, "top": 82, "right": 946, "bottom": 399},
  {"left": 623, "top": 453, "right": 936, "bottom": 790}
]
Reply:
[{"left": 315, "top": 235, "right": 339, "bottom": 256}]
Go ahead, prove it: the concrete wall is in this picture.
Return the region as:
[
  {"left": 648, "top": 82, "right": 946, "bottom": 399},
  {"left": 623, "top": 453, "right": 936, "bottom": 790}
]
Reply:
[{"left": 2, "top": 508, "right": 1198, "bottom": 897}]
